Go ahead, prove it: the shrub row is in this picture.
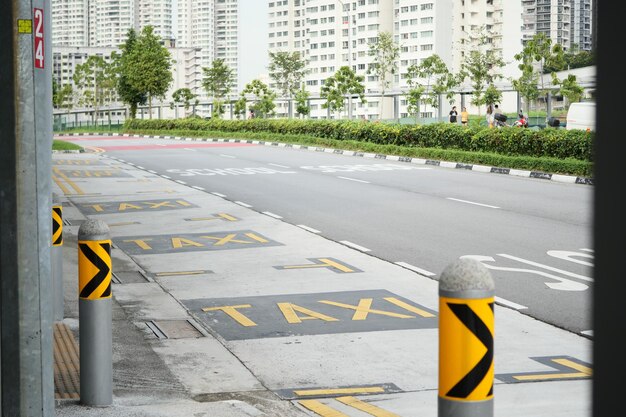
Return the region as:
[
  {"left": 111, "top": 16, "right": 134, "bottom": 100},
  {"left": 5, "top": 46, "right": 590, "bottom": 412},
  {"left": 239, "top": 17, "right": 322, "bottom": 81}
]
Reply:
[{"left": 124, "top": 118, "right": 594, "bottom": 162}]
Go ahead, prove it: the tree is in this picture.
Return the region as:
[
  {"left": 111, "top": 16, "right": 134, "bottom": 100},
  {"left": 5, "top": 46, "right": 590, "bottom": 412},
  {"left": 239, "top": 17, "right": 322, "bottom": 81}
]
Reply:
[
  {"left": 73, "top": 55, "right": 117, "bottom": 123},
  {"left": 320, "top": 66, "right": 365, "bottom": 118},
  {"left": 116, "top": 28, "right": 147, "bottom": 119},
  {"left": 294, "top": 85, "right": 310, "bottom": 118},
  {"left": 461, "top": 28, "right": 505, "bottom": 112},
  {"left": 367, "top": 31, "right": 400, "bottom": 118},
  {"left": 406, "top": 55, "right": 460, "bottom": 120},
  {"left": 202, "top": 58, "right": 234, "bottom": 119},
  {"left": 171, "top": 88, "right": 198, "bottom": 117},
  {"left": 125, "top": 26, "right": 173, "bottom": 118},
  {"left": 483, "top": 84, "right": 502, "bottom": 108},
  {"left": 53, "top": 82, "right": 74, "bottom": 115},
  {"left": 551, "top": 73, "right": 584, "bottom": 109},
  {"left": 268, "top": 51, "right": 307, "bottom": 117},
  {"left": 514, "top": 33, "right": 565, "bottom": 114},
  {"left": 239, "top": 79, "right": 276, "bottom": 118}
]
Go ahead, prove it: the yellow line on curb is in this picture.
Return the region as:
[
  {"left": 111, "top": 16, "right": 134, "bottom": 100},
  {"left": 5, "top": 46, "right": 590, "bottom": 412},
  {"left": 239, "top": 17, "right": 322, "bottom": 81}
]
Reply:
[
  {"left": 155, "top": 271, "right": 207, "bottom": 277},
  {"left": 298, "top": 400, "right": 349, "bottom": 417},
  {"left": 53, "top": 168, "right": 84, "bottom": 195},
  {"left": 52, "top": 175, "right": 71, "bottom": 195},
  {"left": 336, "top": 396, "right": 402, "bottom": 417}
]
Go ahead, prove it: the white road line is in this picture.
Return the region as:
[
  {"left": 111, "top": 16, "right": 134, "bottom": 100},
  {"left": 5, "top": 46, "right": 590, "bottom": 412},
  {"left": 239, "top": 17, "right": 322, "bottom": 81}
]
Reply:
[
  {"left": 581, "top": 330, "right": 593, "bottom": 337},
  {"left": 394, "top": 262, "right": 436, "bottom": 277},
  {"left": 297, "top": 224, "right": 321, "bottom": 234},
  {"left": 137, "top": 166, "right": 145, "bottom": 169},
  {"left": 147, "top": 170, "right": 157, "bottom": 174},
  {"left": 185, "top": 148, "right": 197, "bottom": 152},
  {"left": 337, "top": 176, "right": 370, "bottom": 184},
  {"left": 340, "top": 241, "right": 371, "bottom": 252},
  {"left": 447, "top": 197, "right": 500, "bottom": 209},
  {"left": 580, "top": 248, "right": 594, "bottom": 252},
  {"left": 498, "top": 253, "right": 593, "bottom": 282},
  {"left": 175, "top": 180, "right": 187, "bottom": 185},
  {"left": 220, "top": 154, "right": 236, "bottom": 158},
  {"left": 495, "top": 296, "right": 528, "bottom": 310},
  {"left": 192, "top": 186, "right": 205, "bottom": 190},
  {"left": 269, "top": 163, "right": 291, "bottom": 168},
  {"left": 161, "top": 175, "right": 171, "bottom": 179},
  {"left": 235, "top": 201, "right": 252, "bottom": 208},
  {"left": 127, "top": 162, "right": 135, "bottom": 166},
  {"left": 262, "top": 211, "right": 283, "bottom": 219},
  {"left": 211, "top": 192, "right": 227, "bottom": 198}
]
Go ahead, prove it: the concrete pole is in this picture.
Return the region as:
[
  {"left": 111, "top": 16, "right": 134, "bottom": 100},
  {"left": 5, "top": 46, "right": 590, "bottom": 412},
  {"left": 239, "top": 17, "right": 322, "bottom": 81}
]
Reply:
[
  {"left": 52, "top": 193, "right": 64, "bottom": 322},
  {"left": 438, "top": 258, "right": 495, "bottom": 417},
  {"left": 78, "top": 219, "right": 113, "bottom": 406},
  {"left": 1, "top": 1, "right": 55, "bottom": 415}
]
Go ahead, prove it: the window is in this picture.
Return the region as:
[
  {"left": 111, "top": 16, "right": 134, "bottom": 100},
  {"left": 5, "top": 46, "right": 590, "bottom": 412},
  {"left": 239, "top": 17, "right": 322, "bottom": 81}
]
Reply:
[{"left": 421, "top": 3, "right": 433, "bottom": 11}]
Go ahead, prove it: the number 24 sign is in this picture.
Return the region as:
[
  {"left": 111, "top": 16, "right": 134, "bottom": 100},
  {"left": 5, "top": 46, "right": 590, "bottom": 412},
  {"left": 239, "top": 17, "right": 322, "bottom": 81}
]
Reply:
[{"left": 34, "top": 8, "right": 44, "bottom": 69}]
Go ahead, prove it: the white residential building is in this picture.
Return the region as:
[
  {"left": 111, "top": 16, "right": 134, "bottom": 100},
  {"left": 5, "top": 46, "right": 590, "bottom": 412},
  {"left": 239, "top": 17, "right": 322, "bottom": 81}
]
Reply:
[
  {"left": 177, "top": 0, "right": 239, "bottom": 95},
  {"left": 570, "top": 0, "right": 592, "bottom": 51},
  {"left": 51, "top": 0, "right": 90, "bottom": 46},
  {"left": 138, "top": 0, "right": 174, "bottom": 42},
  {"left": 87, "top": 0, "right": 137, "bottom": 47},
  {"left": 269, "top": 0, "right": 456, "bottom": 120},
  {"left": 522, "top": 0, "right": 571, "bottom": 50}
]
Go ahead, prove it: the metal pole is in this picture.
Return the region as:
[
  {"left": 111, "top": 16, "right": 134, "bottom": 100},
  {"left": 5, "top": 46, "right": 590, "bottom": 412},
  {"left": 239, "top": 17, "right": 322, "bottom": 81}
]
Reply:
[
  {"left": 438, "top": 258, "right": 495, "bottom": 417},
  {"left": 52, "top": 193, "right": 64, "bottom": 322},
  {"left": 1, "top": 1, "right": 55, "bottom": 414},
  {"left": 78, "top": 219, "right": 113, "bottom": 406}
]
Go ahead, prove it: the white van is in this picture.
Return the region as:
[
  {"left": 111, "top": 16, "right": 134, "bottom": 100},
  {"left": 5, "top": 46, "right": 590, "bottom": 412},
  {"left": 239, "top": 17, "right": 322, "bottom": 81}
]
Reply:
[{"left": 566, "top": 102, "right": 596, "bottom": 131}]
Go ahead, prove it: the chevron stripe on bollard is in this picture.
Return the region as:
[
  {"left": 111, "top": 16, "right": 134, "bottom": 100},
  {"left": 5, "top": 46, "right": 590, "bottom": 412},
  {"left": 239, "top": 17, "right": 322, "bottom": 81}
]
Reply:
[
  {"left": 438, "top": 258, "right": 495, "bottom": 417},
  {"left": 52, "top": 194, "right": 64, "bottom": 321},
  {"left": 77, "top": 219, "right": 112, "bottom": 406}
]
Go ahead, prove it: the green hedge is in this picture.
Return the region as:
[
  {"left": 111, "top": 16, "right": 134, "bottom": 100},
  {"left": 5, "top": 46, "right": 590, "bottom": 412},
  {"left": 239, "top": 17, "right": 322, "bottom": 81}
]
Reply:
[{"left": 124, "top": 118, "right": 594, "bottom": 162}]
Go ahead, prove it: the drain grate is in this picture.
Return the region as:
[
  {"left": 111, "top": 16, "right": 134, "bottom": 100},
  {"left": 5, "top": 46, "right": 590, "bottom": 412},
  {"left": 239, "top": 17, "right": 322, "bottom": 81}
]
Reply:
[
  {"left": 112, "top": 271, "right": 151, "bottom": 284},
  {"left": 146, "top": 319, "right": 207, "bottom": 339}
]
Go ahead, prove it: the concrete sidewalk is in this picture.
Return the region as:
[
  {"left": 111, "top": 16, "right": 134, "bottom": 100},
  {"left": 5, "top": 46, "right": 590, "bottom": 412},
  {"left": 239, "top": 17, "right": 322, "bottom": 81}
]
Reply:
[{"left": 52, "top": 149, "right": 592, "bottom": 417}]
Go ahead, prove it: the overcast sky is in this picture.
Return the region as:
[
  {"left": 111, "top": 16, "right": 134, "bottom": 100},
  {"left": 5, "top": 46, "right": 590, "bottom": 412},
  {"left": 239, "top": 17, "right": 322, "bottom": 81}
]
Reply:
[{"left": 239, "top": 0, "right": 269, "bottom": 90}]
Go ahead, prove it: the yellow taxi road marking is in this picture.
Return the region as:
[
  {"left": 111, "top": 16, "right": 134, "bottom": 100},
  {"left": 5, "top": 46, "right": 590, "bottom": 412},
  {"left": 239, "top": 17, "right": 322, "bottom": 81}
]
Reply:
[
  {"left": 298, "top": 400, "right": 350, "bottom": 417},
  {"left": 84, "top": 200, "right": 192, "bottom": 212},
  {"left": 513, "top": 358, "right": 592, "bottom": 381},
  {"left": 278, "top": 258, "right": 355, "bottom": 273},
  {"left": 53, "top": 168, "right": 84, "bottom": 195},
  {"left": 295, "top": 387, "right": 386, "bottom": 397},
  {"left": 336, "top": 396, "right": 402, "bottom": 417},
  {"left": 109, "top": 222, "right": 140, "bottom": 227},
  {"left": 383, "top": 297, "right": 435, "bottom": 318},
  {"left": 155, "top": 270, "right": 207, "bottom": 277},
  {"left": 123, "top": 239, "right": 153, "bottom": 250},
  {"left": 318, "top": 299, "right": 414, "bottom": 320},
  {"left": 277, "top": 303, "right": 339, "bottom": 324},
  {"left": 202, "top": 305, "right": 257, "bottom": 327},
  {"left": 186, "top": 213, "right": 239, "bottom": 222}
]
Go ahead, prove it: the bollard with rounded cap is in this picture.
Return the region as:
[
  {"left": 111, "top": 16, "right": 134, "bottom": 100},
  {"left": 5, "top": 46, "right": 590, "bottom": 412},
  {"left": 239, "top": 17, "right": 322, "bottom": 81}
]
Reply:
[
  {"left": 78, "top": 219, "right": 112, "bottom": 406},
  {"left": 438, "top": 258, "right": 495, "bottom": 417}
]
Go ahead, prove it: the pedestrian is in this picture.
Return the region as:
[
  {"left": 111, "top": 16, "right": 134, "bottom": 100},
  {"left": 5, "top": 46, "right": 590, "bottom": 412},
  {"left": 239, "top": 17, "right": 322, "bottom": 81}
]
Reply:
[
  {"left": 486, "top": 104, "right": 494, "bottom": 128},
  {"left": 248, "top": 109, "right": 255, "bottom": 119},
  {"left": 494, "top": 104, "right": 502, "bottom": 117},
  {"left": 461, "top": 107, "right": 469, "bottom": 126},
  {"left": 449, "top": 106, "right": 458, "bottom": 124}
]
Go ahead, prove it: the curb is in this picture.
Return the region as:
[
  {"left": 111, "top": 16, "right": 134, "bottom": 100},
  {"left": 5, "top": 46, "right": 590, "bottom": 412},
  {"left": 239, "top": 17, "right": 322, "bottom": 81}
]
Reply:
[{"left": 53, "top": 132, "right": 594, "bottom": 186}]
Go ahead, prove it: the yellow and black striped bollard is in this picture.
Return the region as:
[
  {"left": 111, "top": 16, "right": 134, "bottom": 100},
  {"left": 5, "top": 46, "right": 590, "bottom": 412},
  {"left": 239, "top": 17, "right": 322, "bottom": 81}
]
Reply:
[
  {"left": 438, "top": 258, "right": 495, "bottom": 417},
  {"left": 78, "top": 219, "right": 112, "bottom": 406},
  {"left": 52, "top": 193, "right": 64, "bottom": 321}
]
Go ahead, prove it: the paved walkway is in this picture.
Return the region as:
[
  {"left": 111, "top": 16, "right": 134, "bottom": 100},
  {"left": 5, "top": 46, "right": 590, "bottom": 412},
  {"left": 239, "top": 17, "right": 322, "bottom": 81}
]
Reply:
[{"left": 52, "top": 147, "right": 592, "bottom": 417}]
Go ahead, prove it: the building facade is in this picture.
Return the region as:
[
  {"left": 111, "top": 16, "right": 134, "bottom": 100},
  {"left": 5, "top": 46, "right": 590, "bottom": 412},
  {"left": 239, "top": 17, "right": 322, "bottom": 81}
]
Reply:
[
  {"left": 570, "top": 0, "right": 592, "bottom": 51},
  {"left": 522, "top": 0, "right": 571, "bottom": 49}
]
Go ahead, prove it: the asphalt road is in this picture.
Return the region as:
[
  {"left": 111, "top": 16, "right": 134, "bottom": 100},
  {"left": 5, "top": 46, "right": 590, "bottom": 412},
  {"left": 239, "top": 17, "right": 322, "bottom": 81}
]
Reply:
[{"left": 63, "top": 135, "right": 594, "bottom": 336}]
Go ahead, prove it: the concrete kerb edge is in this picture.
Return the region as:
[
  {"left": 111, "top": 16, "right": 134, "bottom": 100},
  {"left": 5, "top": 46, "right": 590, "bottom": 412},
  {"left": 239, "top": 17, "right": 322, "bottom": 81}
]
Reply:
[{"left": 52, "top": 133, "right": 593, "bottom": 185}]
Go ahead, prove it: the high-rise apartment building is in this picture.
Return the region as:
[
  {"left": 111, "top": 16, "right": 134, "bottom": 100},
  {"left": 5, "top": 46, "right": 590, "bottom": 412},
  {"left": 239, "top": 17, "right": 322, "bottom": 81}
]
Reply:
[
  {"left": 570, "top": 0, "right": 592, "bottom": 51},
  {"left": 88, "top": 0, "right": 137, "bottom": 47},
  {"left": 138, "top": 0, "right": 174, "bottom": 42},
  {"left": 268, "top": 0, "right": 453, "bottom": 120},
  {"left": 177, "top": 0, "right": 239, "bottom": 95},
  {"left": 51, "top": 0, "right": 90, "bottom": 46},
  {"left": 522, "top": 0, "right": 571, "bottom": 49}
]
